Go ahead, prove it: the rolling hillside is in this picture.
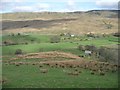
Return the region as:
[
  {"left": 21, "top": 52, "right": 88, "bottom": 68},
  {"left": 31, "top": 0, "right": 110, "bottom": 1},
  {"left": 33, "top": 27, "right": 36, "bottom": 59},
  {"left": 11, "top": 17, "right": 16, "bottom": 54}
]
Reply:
[{"left": 1, "top": 10, "right": 118, "bottom": 34}]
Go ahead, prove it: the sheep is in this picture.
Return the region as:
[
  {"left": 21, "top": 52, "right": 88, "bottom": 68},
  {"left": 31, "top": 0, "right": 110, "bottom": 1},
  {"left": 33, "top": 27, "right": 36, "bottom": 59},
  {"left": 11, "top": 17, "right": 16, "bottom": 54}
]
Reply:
[{"left": 40, "top": 69, "right": 48, "bottom": 73}]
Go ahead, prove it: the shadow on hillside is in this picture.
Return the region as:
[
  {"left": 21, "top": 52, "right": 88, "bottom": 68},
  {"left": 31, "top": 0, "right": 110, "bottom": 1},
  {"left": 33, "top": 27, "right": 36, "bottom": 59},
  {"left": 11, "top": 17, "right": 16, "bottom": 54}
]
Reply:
[{"left": 2, "top": 18, "right": 77, "bottom": 30}]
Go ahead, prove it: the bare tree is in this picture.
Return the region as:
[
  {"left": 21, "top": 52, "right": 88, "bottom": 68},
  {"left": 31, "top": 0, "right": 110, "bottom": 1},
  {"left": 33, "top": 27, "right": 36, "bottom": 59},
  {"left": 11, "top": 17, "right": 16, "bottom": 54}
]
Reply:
[{"left": 102, "top": 20, "right": 113, "bottom": 29}]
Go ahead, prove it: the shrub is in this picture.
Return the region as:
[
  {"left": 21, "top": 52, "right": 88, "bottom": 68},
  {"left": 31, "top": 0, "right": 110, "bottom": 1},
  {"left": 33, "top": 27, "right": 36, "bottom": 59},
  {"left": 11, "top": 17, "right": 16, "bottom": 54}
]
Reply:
[
  {"left": 78, "top": 45, "right": 85, "bottom": 51},
  {"left": 3, "top": 40, "right": 17, "bottom": 46},
  {"left": 50, "top": 36, "right": 61, "bottom": 43},
  {"left": 31, "top": 39, "right": 35, "bottom": 42},
  {"left": 60, "top": 33, "right": 65, "bottom": 36},
  {"left": 25, "top": 42, "right": 28, "bottom": 45},
  {"left": 15, "top": 49, "right": 23, "bottom": 55},
  {"left": 18, "top": 33, "right": 21, "bottom": 36},
  {"left": 11, "top": 33, "right": 14, "bottom": 36},
  {"left": 3, "top": 41, "right": 8, "bottom": 45},
  {"left": 86, "top": 33, "right": 95, "bottom": 38},
  {"left": 98, "top": 47, "right": 118, "bottom": 63},
  {"left": 112, "top": 32, "right": 120, "bottom": 37},
  {"left": 85, "top": 45, "right": 97, "bottom": 52},
  {"left": 102, "top": 20, "right": 113, "bottom": 29}
]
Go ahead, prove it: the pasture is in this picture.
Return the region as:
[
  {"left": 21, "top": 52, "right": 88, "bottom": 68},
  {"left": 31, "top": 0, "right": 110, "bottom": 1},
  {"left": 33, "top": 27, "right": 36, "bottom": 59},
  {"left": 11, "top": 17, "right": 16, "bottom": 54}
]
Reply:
[{"left": 2, "top": 33, "right": 119, "bottom": 88}]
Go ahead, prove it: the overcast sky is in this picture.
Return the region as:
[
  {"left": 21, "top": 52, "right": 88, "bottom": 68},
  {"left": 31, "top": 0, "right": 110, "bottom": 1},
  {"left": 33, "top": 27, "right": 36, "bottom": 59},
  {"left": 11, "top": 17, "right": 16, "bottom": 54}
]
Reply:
[{"left": 0, "top": 0, "right": 119, "bottom": 13}]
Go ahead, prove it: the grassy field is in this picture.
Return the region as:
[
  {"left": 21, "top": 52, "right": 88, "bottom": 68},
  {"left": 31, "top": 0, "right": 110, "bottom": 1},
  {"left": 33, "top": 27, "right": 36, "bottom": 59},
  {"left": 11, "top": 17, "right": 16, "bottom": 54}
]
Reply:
[
  {"left": 2, "top": 33, "right": 119, "bottom": 88},
  {"left": 1, "top": 10, "right": 119, "bottom": 88},
  {"left": 3, "top": 64, "right": 118, "bottom": 88},
  {"left": 2, "top": 33, "right": 119, "bottom": 55}
]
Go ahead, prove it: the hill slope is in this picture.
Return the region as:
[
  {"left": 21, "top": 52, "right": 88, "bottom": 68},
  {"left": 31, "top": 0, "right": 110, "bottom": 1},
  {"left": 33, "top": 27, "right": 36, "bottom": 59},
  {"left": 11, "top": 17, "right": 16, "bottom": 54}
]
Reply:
[{"left": 1, "top": 10, "right": 118, "bottom": 34}]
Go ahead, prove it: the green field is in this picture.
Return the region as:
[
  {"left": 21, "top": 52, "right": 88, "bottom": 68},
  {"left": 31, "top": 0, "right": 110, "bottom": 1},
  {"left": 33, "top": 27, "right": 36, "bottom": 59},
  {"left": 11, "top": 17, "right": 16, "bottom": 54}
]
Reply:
[
  {"left": 3, "top": 64, "right": 118, "bottom": 88},
  {"left": 2, "top": 33, "right": 119, "bottom": 55},
  {"left": 2, "top": 33, "right": 119, "bottom": 88}
]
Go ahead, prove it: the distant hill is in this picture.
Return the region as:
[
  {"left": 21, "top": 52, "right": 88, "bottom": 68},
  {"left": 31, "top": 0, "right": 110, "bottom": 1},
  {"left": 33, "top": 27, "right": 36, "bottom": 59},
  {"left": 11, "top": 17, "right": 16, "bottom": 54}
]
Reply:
[{"left": 1, "top": 10, "right": 118, "bottom": 34}]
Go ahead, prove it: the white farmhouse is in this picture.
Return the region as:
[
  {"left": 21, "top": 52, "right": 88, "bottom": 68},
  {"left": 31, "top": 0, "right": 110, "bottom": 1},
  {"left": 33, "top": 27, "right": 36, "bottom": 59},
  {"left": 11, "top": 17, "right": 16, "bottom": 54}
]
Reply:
[
  {"left": 85, "top": 50, "right": 92, "bottom": 56},
  {"left": 70, "top": 35, "right": 75, "bottom": 37}
]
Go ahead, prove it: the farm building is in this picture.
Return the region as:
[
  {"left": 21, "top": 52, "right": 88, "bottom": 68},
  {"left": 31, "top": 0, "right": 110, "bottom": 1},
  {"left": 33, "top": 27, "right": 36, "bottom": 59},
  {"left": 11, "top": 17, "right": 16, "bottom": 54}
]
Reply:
[{"left": 85, "top": 50, "right": 92, "bottom": 56}]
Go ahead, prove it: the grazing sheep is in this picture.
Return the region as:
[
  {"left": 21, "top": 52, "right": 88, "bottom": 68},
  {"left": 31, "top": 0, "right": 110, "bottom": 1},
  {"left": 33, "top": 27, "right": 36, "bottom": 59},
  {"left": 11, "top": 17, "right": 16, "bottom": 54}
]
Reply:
[{"left": 40, "top": 69, "right": 48, "bottom": 73}]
